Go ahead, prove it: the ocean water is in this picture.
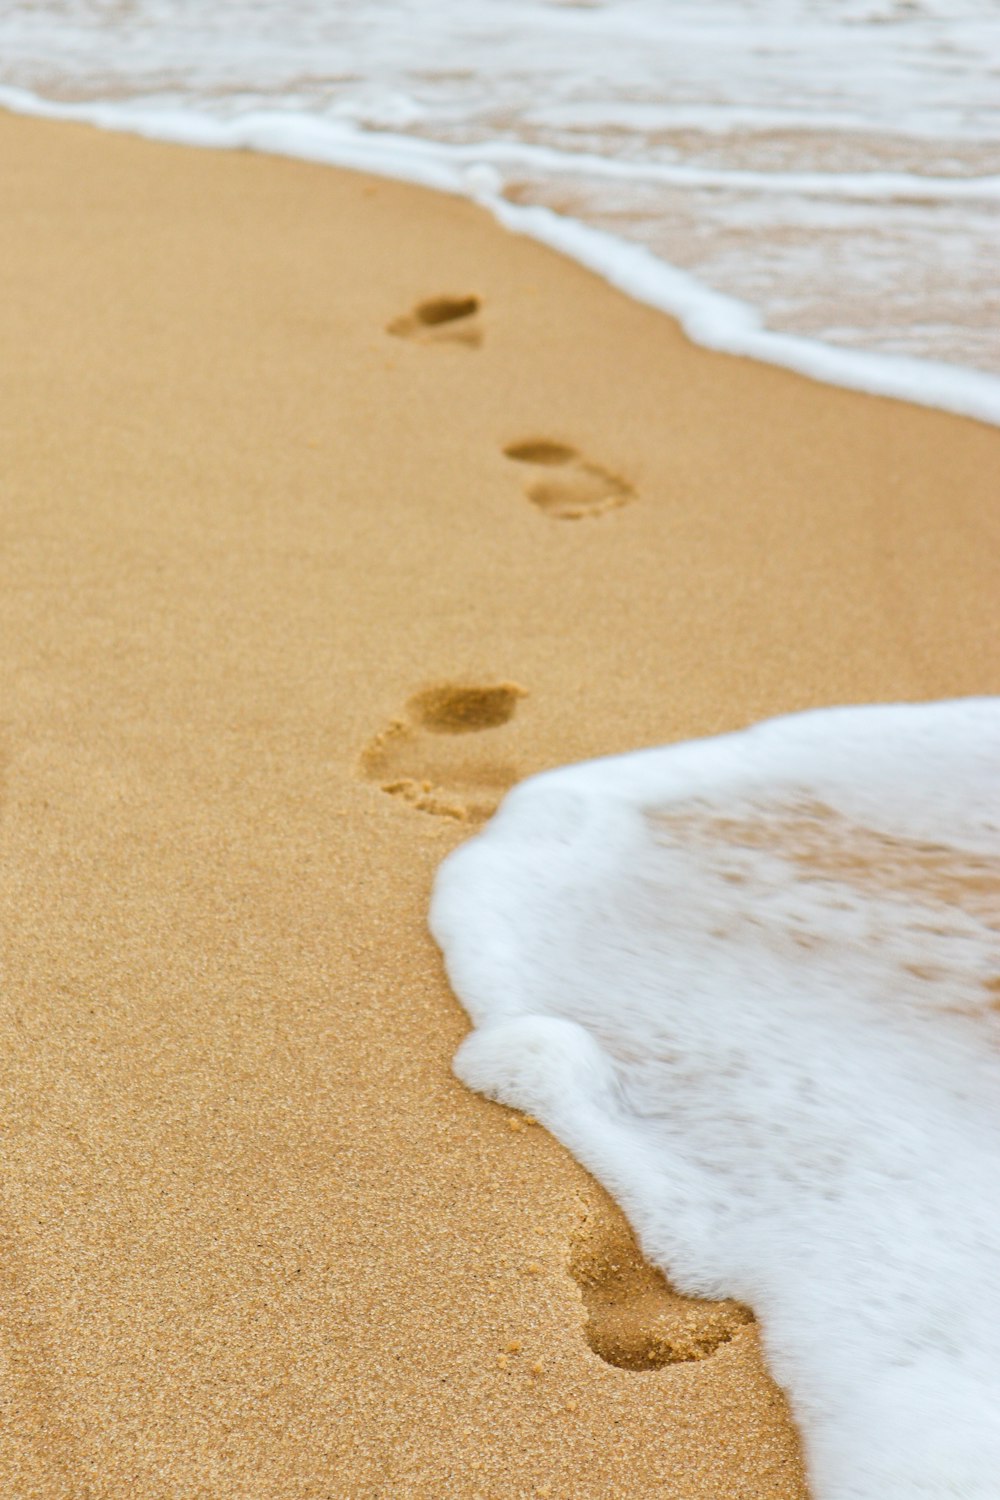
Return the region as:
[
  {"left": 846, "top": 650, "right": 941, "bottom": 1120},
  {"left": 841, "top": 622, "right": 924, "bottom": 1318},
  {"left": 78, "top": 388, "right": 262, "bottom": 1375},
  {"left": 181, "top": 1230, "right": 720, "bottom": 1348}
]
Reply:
[
  {"left": 431, "top": 698, "right": 1000, "bottom": 1500},
  {"left": 2, "top": 0, "right": 1000, "bottom": 420}
]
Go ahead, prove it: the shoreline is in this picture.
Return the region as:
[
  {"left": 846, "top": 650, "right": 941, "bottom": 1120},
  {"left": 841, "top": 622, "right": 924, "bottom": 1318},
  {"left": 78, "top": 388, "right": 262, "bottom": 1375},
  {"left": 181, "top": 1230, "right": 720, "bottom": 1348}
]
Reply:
[
  {"left": 3, "top": 83, "right": 1000, "bottom": 428},
  {"left": 2, "top": 107, "right": 998, "bottom": 1497}
]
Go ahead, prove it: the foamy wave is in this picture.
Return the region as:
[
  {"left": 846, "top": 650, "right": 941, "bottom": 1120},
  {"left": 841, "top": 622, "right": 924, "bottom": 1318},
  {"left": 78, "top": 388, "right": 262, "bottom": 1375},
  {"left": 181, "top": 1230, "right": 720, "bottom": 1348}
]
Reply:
[{"left": 431, "top": 698, "right": 1000, "bottom": 1500}]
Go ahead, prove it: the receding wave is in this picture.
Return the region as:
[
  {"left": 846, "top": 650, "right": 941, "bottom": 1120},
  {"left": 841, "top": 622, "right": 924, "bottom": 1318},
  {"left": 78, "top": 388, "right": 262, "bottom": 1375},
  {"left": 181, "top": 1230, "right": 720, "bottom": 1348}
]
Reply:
[{"left": 431, "top": 697, "right": 1000, "bottom": 1500}]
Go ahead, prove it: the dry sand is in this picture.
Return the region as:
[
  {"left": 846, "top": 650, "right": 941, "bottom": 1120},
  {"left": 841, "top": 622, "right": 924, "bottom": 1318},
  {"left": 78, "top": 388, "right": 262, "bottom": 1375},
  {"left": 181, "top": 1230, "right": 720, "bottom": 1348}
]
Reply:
[{"left": 1, "top": 109, "right": 998, "bottom": 1499}]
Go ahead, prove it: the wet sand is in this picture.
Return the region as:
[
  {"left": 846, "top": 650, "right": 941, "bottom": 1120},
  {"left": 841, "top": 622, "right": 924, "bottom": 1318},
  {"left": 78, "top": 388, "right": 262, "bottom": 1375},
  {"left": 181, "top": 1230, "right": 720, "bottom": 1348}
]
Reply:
[{"left": 1, "top": 109, "right": 998, "bottom": 1498}]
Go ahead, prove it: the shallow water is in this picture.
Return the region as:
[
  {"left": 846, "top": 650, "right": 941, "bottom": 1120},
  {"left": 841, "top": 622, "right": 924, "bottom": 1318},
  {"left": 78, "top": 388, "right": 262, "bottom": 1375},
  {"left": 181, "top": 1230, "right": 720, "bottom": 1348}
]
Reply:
[
  {"left": 2, "top": 0, "right": 999, "bottom": 388},
  {"left": 431, "top": 698, "right": 1000, "bottom": 1500}
]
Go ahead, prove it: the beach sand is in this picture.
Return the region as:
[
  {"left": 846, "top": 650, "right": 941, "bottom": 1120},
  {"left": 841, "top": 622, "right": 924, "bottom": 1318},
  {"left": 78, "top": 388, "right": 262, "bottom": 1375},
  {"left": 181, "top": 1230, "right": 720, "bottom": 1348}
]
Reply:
[{"left": 1, "top": 109, "right": 998, "bottom": 1499}]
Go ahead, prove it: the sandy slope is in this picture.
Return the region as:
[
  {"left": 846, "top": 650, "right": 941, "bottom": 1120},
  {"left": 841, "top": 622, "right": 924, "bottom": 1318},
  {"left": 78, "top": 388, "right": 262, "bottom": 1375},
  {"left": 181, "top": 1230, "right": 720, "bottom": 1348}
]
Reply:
[{"left": 1, "top": 110, "right": 998, "bottom": 1498}]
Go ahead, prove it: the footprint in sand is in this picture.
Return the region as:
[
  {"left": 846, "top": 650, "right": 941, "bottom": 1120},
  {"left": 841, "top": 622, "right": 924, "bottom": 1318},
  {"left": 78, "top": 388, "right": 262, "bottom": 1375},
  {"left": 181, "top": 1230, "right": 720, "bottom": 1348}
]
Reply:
[
  {"left": 387, "top": 294, "right": 483, "bottom": 348},
  {"left": 504, "top": 439, "right": 634, "bottom": 520},
  {"left": 360, "top": 682, "right": 525, "bottom": 822},
  {"left": 569, "top": 1204, "right": 752, "bottom": 1371}
]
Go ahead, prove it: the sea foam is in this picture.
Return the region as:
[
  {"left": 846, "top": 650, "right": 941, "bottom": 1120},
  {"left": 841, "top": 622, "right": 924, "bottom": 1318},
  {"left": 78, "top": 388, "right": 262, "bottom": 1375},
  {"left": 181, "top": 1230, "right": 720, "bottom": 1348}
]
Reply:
[{"left": 431, "top": 698, "right": 1000, "bottom": 1500}]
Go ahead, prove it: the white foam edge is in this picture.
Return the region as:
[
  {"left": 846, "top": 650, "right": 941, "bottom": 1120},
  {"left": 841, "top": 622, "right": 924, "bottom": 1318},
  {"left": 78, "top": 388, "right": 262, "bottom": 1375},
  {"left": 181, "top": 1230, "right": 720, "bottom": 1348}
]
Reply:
[
  {"left": 430, "top": 696, "right": 1000, "bottom": 1497},
  {"left": 4, "top": 82, "right": 1000, "bottom": 428},
  {"left": 431, "top": 693, "right": 1000, "bottom": 1031}
]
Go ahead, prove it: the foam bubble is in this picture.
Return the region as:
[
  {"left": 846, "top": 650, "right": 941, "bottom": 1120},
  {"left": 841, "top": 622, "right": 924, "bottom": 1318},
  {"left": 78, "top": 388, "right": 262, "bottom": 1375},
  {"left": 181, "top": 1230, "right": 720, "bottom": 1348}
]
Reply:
[{"left": 432, "top": 698, "right": 1000, "bottom": 1499}]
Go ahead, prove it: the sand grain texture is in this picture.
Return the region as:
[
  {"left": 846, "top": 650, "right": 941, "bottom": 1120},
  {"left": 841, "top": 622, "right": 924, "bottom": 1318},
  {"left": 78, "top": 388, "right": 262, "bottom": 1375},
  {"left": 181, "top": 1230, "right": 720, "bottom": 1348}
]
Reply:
[{"left": 1, "top": 111, "right": 998, "bottom": 1498}]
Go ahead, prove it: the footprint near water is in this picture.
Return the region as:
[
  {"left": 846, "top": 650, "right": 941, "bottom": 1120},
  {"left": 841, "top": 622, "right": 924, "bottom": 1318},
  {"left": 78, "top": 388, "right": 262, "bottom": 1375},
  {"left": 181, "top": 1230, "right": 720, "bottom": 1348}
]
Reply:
[
  {"left": 384, "top": 295, "right": 635, "bottom": 520},
  {"left": 387, "top": 293, "right": 483, "bottom": 347},
  {"left": 360, "top": 682, "right": 526, "bottom": 822},
  {"left": 569, "top": 1203, "right": 753, "bottom": 1373},
  {"left": 503, "top": 439, "right": 635, "bottom": 520}
]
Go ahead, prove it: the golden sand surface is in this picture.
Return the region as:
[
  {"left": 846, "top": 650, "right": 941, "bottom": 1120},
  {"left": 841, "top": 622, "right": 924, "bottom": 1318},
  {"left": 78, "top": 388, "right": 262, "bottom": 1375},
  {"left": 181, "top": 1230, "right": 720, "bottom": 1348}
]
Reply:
[{"left": 1, "top": 109, "right": 998, "bottom": 1499}]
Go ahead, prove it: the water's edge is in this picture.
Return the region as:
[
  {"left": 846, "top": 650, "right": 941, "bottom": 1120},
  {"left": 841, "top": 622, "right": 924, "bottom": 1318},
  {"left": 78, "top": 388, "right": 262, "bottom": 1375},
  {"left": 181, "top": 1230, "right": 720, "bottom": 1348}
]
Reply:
[
  {"left": 431, "top": 699, "right": 1000, "bottom": 1500},
  {"left": 5, "top": 81, "right": 1000, "bottom": 429}
]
